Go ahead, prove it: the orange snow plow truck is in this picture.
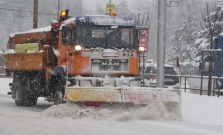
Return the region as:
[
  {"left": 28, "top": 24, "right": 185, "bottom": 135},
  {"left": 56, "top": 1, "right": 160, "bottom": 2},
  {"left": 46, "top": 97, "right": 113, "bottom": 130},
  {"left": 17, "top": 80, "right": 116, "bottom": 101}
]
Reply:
[{"left": 4, "top": 10, "right": 181, "bottom": 109}]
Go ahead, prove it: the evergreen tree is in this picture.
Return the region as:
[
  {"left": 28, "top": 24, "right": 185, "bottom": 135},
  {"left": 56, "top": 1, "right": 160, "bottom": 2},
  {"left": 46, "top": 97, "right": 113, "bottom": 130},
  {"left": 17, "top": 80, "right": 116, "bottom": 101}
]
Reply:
[
  {"left": 166, "top": 5, "right": 199, "bottom": 64},
  {"left": 195, "top": 2, "right": 223, "bottom": 51}
]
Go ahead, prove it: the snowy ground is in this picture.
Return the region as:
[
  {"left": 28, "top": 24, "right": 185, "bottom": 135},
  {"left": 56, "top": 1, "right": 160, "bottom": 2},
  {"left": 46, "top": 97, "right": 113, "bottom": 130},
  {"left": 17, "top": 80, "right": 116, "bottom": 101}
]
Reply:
[{"left": 0, "top": 78, "right": 223, "bottom": 135}]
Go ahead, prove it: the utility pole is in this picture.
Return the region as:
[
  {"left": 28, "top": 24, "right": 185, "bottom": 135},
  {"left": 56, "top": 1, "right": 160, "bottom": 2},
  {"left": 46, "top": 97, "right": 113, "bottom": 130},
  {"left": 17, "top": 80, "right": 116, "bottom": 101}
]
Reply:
[
  {"left": 33, "top": 0, "right": 38, "bottom": 29},
  {"left": 109, "top": 0, "right": 111, "bottom": 4},
  {"left": 157, "top": 0, "right": 166, "bottom": 88},
  {"left": 57, "top": 0, "right": 60, "bottom": 19},
  {"left": 188, "top": 4, "right": 191, "bottom": 43},
  {"left": 207, "top": 3, "right": 213, "bottom": 96},
  {"left": 208, "top": 28, "right": 213, "bottom": 96}
]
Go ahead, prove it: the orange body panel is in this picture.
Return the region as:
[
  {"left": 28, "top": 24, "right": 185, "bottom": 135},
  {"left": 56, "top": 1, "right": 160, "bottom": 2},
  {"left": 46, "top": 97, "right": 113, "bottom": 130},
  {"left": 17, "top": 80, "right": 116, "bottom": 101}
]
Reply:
[
  {"left": 58, "top": 44, "right": 92, "bottom": 75},
  {"left": 129, "top": 57, "right": 139, "bottom": 75},
  {"left": 4, "top": 52, "right": 44, "bottom": 71},
  {"left": 5, "top": 29, "right": 58, "bottom": 83},
  {"left": 59, "top": 50, "right": 139, "bottom": 75},
  {"left": 11, "top": 32, "right": 52, "bottom": 43}
]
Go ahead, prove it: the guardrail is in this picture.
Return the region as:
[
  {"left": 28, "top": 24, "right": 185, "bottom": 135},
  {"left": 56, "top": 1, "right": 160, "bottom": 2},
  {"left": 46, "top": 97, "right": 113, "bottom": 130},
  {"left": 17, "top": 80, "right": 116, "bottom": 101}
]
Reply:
[
  {"left": 141, "top": 73, "right": 222, "bottom": 97},
  {"left": 178, "top": 75, "right": 221, "bottom": 97}
]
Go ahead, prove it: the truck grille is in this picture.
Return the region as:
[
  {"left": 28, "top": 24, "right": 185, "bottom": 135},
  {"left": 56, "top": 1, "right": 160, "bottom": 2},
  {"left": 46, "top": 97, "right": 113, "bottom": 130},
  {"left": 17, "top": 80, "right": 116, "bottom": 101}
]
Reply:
[{"left": 91, "top": 59, "right": 129, "bottom": 72}]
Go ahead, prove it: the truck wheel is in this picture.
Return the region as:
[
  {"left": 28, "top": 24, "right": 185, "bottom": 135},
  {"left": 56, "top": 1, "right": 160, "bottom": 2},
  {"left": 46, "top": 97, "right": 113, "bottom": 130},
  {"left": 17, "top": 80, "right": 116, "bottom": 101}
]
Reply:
[
  {"left": 53, "top": 81, "right": 64, "bottom": 105},
  {"left": 24, "top": 95, "right": 38, "bottom": 106},
  {"left": 14, "top": 79, "right": 24, "bottom": 106},
  {"left": 22, "top": 75, "right": 38, "bottom": 106},
  {"left": 13, "top": 74, "right": 38, "bottom": 106},
  {"left": 14, "top": 84, "right": 38, "bottom": 106}
]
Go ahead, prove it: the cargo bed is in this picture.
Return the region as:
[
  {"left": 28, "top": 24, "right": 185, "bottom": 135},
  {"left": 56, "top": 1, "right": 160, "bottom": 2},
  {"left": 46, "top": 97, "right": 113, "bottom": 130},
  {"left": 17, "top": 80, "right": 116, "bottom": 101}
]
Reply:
[{"left": 4, "top": 52, "right": 44, "bottom": 71}]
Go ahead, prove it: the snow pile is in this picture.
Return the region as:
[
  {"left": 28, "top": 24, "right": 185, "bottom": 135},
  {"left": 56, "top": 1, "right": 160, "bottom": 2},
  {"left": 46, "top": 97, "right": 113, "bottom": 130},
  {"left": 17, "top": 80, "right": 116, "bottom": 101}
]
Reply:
[
  {"left": 41, "top": 102, "right": 181, "bottom": 121},
  {"left": 41, "top": 103, "right": 111, "bottom": 119},
  {"left": 111, "top": 103, "right": 180, "bottom": 121}
]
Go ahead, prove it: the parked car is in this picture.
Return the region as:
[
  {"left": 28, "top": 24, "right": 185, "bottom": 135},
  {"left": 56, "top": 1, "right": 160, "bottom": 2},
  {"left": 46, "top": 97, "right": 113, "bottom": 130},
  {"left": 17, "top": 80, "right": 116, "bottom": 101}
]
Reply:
[
  {"left": 163, "top": 64, "right": 179, "bottom": 85},
  {"left": 141, "top": 61, "right": 179, "bottom": 86}
]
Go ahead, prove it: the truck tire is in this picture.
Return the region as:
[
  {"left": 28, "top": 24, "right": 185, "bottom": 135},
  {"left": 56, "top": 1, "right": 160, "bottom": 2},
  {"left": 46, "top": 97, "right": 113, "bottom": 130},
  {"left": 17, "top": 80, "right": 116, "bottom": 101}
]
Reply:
[
  {"left": 13, "top": 73, "right": 38, "bottom": 106},
  {"left": 53, "top": 81, "right": 64, "bottom": 105},
  {"left": 14, "top": 79, "right": 23, "bottom": 106}
]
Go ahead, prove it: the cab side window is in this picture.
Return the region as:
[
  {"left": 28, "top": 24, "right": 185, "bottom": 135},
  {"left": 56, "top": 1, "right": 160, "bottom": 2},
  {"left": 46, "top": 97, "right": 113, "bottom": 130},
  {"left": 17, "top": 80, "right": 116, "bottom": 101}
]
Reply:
[{"left": 61, "top": 26, "right": 76, "bottom": 46}]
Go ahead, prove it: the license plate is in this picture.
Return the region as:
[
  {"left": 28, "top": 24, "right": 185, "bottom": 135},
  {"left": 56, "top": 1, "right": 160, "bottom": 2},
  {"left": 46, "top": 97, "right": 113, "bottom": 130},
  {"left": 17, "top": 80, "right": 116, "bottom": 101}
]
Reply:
[{"left": 103, "top": 52, "right": 118, "bottom": 57}]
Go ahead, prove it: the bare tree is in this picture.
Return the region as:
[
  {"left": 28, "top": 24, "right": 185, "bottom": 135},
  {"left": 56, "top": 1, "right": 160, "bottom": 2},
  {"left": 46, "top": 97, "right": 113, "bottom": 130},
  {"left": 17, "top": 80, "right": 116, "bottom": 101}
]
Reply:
[
  {"left": 130, "top": 0, "right": 153, "bottom": 28},
  {"left": 116, "top": 0, "right": 131, "bottom": 17},
  {"left": 131, "top": 10, "right": 152, "bottom": 28}
]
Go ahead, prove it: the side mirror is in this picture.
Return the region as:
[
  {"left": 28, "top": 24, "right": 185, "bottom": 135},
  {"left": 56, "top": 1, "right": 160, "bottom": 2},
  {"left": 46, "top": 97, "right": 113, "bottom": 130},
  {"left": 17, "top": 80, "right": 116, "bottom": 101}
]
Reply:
[
  {"left": 61, "top": 26, "right": 69, "bottom": 45},
  {"left": 136, "top": 28, "right": 140, "bottom": 44}
]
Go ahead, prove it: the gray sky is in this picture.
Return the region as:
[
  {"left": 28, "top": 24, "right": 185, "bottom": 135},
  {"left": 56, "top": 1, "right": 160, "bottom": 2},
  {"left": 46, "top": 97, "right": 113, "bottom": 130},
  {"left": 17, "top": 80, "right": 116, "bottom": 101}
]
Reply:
[{"left": 83, "top": 0, "right": 136, "bottom": 13}]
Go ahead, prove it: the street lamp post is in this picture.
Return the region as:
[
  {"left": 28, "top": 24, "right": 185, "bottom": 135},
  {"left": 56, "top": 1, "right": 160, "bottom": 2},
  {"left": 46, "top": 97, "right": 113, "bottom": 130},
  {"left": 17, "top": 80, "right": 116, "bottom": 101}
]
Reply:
[
  {"left": 157, "top": 0, "right": 166, "bottom": 88},
  {"left": 57, "top": 0, "right": 60, "bottom": 19}
]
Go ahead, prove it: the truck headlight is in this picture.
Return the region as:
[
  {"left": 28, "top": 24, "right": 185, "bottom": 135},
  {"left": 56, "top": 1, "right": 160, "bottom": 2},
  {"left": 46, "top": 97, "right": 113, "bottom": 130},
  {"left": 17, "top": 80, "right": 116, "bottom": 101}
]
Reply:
[
  {"left": 139, "top": 46, "right": 145, "bottom": 52},
  {"left": 74, "top": 44, "right": 82, "bottom": 51}
]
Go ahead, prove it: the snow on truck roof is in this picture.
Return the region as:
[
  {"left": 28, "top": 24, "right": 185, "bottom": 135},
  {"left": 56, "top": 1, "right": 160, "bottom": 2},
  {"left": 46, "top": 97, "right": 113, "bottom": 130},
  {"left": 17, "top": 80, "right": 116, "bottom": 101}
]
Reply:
[
  {"left": 10, "top": 26, "right": 51, "bottom": 38},
  {"left": 9, "top": 16, "right": 135, "bottom": 37},
  {"left": 73, "top": 16, "right": 135, "bottom": 26}
]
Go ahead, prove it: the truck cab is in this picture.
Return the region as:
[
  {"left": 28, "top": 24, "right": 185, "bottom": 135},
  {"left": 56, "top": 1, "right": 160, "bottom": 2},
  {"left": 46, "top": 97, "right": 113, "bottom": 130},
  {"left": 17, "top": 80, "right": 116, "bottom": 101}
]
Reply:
[{"left": 58, "top": 16, "right": 139, "bottom": 76}]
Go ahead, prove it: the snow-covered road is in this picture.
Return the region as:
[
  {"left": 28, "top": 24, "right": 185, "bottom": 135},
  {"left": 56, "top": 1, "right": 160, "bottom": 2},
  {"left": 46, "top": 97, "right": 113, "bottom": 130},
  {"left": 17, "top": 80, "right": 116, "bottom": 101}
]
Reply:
[{"left": 0, "top": 78, "right": 223, "bottom": 135}]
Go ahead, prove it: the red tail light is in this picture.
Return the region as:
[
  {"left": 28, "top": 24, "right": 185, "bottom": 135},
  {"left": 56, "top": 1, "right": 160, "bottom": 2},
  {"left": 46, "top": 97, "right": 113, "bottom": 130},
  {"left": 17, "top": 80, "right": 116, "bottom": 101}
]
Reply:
[{"left": 152, "top": 75, "right": 156, "bottom": 80}]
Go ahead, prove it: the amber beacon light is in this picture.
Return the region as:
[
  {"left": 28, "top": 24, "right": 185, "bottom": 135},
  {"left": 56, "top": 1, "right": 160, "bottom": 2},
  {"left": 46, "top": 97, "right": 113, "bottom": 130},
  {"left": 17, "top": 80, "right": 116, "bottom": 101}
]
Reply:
[
  {"left": 60, "top": 9, "right": 69, "bottom": 21},
  {"left": 111, "top": 12, "right": 117, "bottom": 16},
  {"left": 61, "top": 11, "right": 67, "bottom": 17}
]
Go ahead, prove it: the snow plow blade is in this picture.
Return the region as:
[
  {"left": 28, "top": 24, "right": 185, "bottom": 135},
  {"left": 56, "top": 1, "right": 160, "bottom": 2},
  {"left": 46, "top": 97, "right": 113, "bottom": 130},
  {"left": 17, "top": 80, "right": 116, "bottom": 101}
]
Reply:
[{"left": 65, "top": 87, "right": 181, "bottom": 105}]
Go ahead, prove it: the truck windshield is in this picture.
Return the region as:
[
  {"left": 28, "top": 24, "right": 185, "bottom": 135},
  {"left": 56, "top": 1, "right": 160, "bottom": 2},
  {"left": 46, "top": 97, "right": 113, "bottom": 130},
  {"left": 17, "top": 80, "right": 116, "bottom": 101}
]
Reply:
[{"left": 76, "top": 25, "right": 138, "bottom": 49}]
